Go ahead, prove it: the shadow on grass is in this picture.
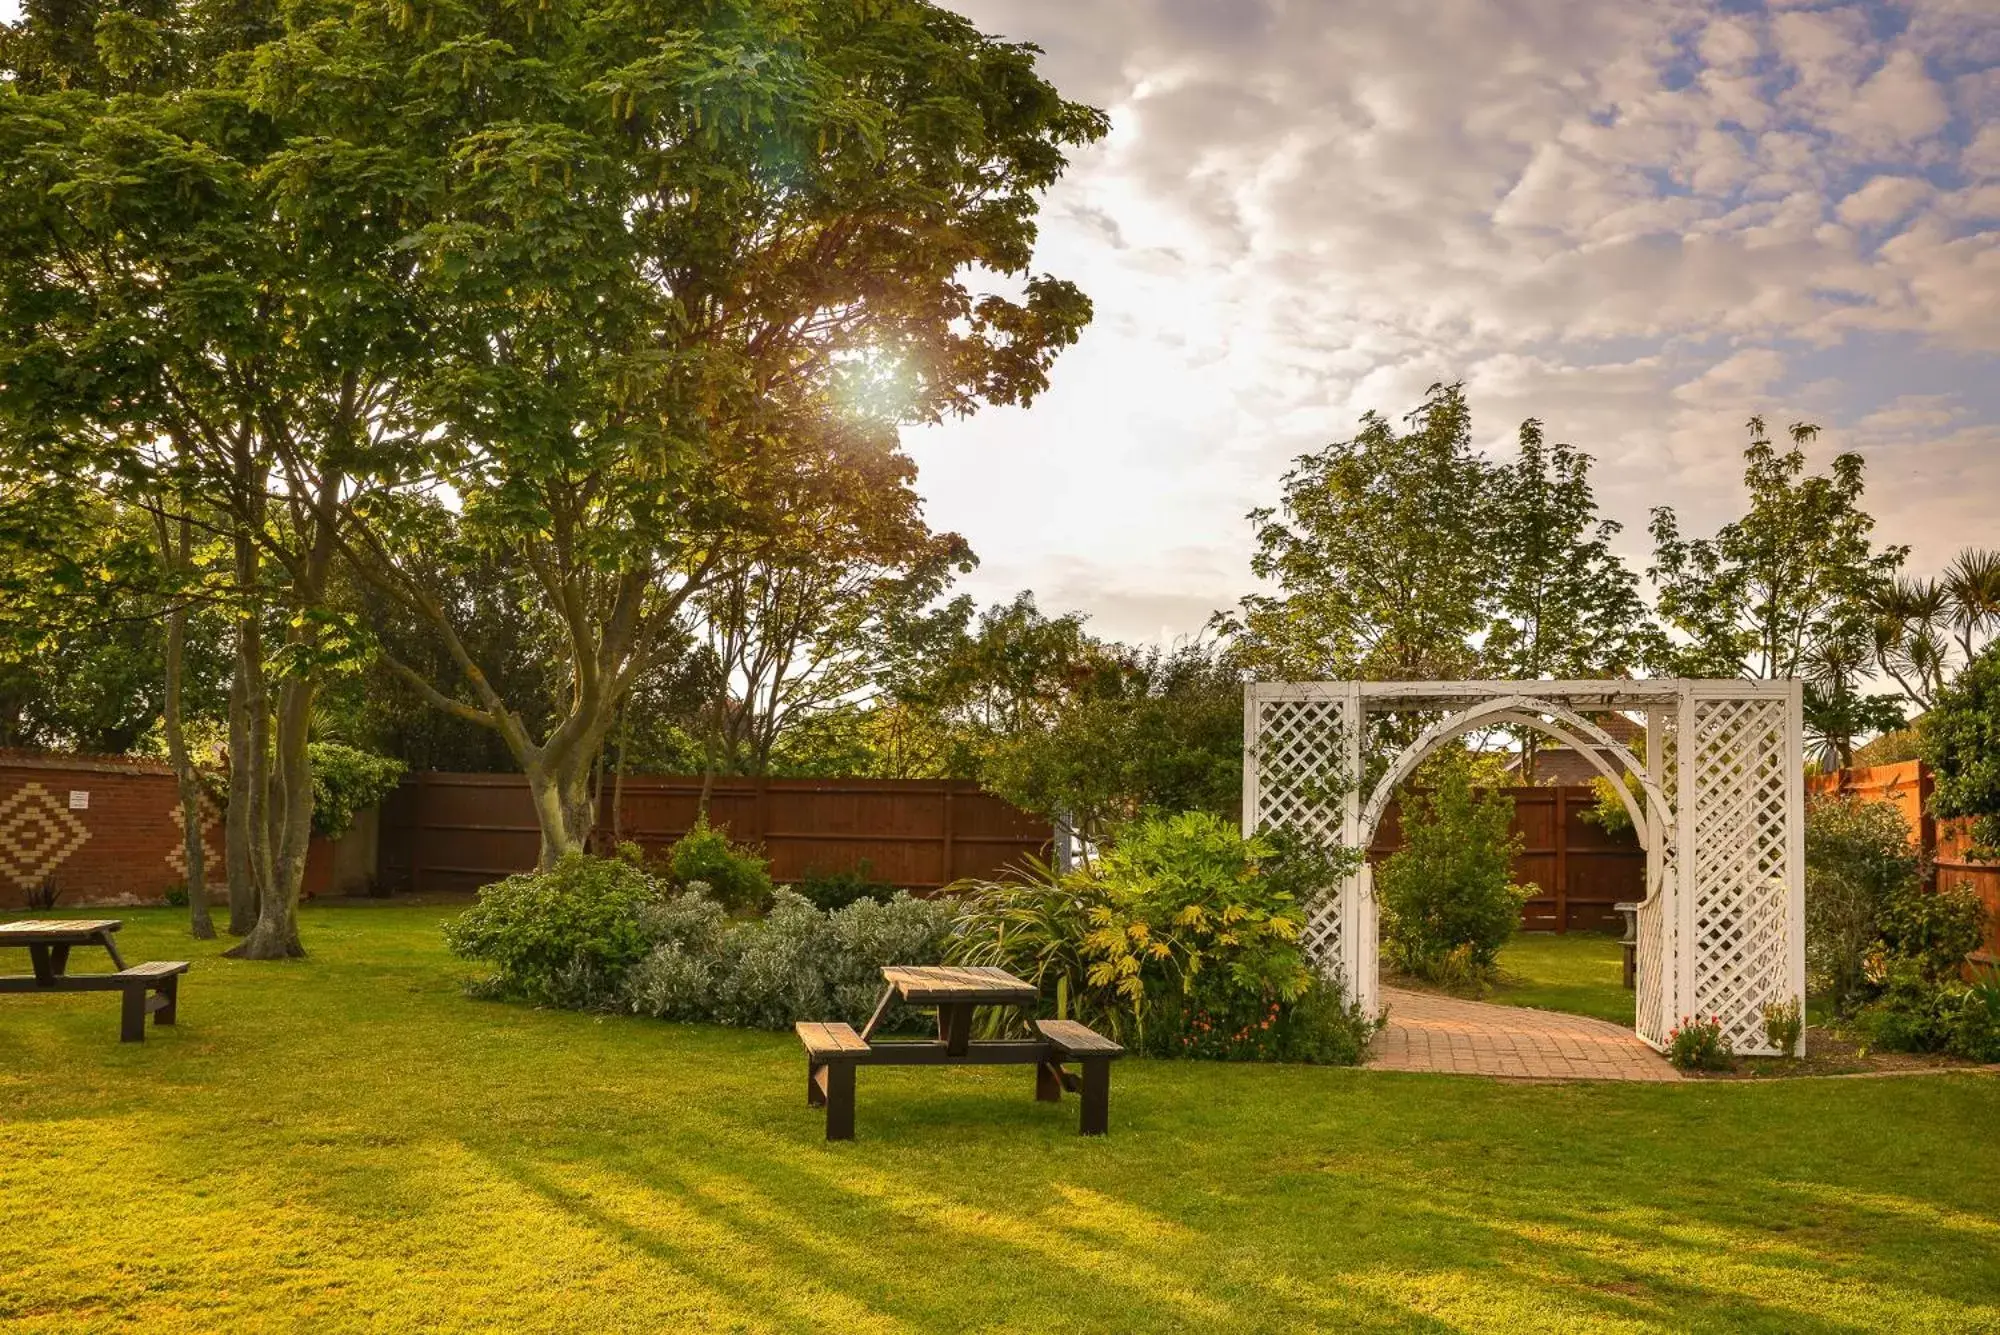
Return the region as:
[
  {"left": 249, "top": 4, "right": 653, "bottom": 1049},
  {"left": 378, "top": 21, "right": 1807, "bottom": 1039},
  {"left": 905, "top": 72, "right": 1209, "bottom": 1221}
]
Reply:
[{"left": 7, "top": 908, "right": 2000, "bottom": 1332}]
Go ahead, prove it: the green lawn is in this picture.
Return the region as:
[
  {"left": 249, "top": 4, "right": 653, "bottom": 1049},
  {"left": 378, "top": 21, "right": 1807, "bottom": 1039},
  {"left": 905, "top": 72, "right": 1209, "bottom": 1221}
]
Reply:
[
  {"left": 5, "top": 908, "right": 2000, "bottom": 1333},
  {"left": 1492, "top": 932, "right": 1634, "bottom": 1024}
]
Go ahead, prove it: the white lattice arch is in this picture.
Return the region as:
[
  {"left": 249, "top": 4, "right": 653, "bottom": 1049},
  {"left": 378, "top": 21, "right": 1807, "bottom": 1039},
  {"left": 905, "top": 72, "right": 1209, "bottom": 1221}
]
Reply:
[{"left": 1244, "top": 679, "right": 1805, "bottom": 1055}]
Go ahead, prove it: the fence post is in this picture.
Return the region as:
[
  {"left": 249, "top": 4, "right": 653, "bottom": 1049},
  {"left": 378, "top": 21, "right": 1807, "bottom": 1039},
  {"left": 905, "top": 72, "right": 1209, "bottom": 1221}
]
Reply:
[
  {"left": 411, "top": 771, "right": 428, "bottom": 895},
  {"left": 1920, "top": 761, "right": 1938, "bottom": 889},
  {"left": 941, "top": 786, "right": 956, "bottom": 888},
  {"left": 1553, "top": 786, "right": 1568, "bottom": 934}
]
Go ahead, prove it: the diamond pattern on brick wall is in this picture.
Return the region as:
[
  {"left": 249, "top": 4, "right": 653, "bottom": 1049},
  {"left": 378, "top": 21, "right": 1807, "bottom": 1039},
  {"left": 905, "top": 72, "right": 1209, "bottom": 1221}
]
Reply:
[
  {"left": 164, "top": 792, "right": 225, "bottom": 878},
  {"left": 0, "top": 782, "right": 92, "bottom": 890},
  {"left": 1688, "top": 697, "right": 1794, "bottom": 1055}
]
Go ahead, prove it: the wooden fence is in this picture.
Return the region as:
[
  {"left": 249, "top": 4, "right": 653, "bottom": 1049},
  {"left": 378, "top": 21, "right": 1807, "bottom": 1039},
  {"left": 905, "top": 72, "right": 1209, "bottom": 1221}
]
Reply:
[
  {"left": 1809, "top": 760, "right": 2000, "bottom": 969},
  {"left": 1372, "top": 785, "right": 1643, "bottom": 934},
  {"left": 379, "top": 774, "right": 1641, "bottom": 927},
  {"left": 378, "top": 772, "right": 1055, "bottom": 895}
]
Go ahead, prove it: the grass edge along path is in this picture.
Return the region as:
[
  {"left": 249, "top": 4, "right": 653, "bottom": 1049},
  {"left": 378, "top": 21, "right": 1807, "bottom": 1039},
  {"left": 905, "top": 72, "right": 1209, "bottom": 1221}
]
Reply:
[{"left": 3, "top": 907, "right": 1999, "bottom": 1334}]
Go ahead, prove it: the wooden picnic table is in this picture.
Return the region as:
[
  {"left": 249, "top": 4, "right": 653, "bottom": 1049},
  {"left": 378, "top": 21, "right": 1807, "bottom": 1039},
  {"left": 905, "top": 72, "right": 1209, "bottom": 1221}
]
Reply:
[
  {"left": 0, "top": 919, "right": 187, "bottom": 1042},
  {"left": 0, "top": 918, "right": 130, "bottom": 980},
  {"left": 797, "top": 964, "right": 1122, "bottom": 1141},
  {"left": 862, "top": 964, "right": 1040, "bottom": 1054}
]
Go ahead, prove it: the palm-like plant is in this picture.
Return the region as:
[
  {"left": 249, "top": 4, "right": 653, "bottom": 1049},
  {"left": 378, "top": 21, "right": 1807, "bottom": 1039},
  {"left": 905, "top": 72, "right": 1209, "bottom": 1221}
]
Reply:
[
  {"left": 1871, "top": 575, "right": 1951, "bottom": 709},
  {"left": 945, "top": 857, "right": 1110, "bottom": 1032},
  {"left": 1944, "top": 548, "right": 2000, "bottom": 663},
  {"left": 1803, "top": 634, "right": 1904, "bottom": 770}
]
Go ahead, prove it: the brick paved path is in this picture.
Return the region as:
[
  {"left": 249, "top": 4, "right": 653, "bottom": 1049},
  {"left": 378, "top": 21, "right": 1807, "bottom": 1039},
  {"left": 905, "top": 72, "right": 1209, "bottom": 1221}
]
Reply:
[{"left": 1371, "top": 986, "right": 1681, "bottom": 1081}]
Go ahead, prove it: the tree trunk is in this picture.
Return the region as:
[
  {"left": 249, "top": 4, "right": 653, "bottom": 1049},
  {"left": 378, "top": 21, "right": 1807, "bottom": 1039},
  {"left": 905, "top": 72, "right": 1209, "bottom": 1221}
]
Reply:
[
  {"left": 162, "top": 602, "right": 216, "bottom": 940},
  {"left": 562, "top": 764, "right": 597, "bottom": 858},
  {"left": 521, "top": 742, "right": 602, "bottom": 868},
  {"left": 227, "top": 672, "right": 314, "bottom": 959},
  {"left": 224, "top": 532, "right": 267, "bottom": 935},
  {"left": 611, "top": 702, "right": 628, "bottom": 843}
]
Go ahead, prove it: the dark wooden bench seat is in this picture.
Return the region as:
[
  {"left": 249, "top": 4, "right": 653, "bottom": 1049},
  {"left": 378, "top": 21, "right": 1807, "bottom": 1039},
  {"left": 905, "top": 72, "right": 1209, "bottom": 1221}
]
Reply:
[
  {"left": 27, "top": 961, "right": 189, "bottom": 1042},
  {"left": 1034, "top": 1020, "right": 1122, "bottom": 1135},
  {"left": 1035, "top": 1019, "right": 1124, "bottom": 1058},
  {"left": 796, "top": 1021, "right": 869, "bottom": 1140}
]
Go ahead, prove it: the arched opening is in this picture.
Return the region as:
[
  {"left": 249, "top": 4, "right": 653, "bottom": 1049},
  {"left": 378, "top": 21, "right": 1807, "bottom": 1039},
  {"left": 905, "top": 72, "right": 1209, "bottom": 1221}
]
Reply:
[{"left": 1352, "top": 697, "right": 1670, "bottom": 1032}]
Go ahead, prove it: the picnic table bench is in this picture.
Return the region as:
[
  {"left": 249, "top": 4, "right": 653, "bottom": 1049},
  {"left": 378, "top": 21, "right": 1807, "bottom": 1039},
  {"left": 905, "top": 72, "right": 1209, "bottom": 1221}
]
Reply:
[
  {"left": 797, "top": 964, "right": 1123, "bottom": 1141},
  {"left": 0, "top": 920, "right": 188, "bottom": 1042}
]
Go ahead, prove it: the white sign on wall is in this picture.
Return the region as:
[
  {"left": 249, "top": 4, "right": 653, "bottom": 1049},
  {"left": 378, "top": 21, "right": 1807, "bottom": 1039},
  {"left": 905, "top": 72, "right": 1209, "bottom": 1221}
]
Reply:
[{"left": 68, "top": 790, "right": 89, "bottom": 810}]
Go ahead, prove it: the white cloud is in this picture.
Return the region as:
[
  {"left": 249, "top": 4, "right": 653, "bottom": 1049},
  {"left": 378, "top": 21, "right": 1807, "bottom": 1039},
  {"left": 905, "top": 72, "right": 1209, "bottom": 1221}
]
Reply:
[
  {"left": 907, "top": 0, "right": 2000, "bottom": 642},
  {"left": 1965, "top": 125, "right": 2000, "bottom": 179},
  {"left": 1837, "top": 176, "right": 1934, "bottom": 227}
]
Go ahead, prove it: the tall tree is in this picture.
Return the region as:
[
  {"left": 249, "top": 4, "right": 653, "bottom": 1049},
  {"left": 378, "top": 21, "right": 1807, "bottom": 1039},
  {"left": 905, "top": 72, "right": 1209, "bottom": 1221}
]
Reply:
[
  {"left": 146, "top": 474, "right": 217, "bottom": 939},
  {"left": 266, "top": 0, "right": 1107, "bottom": 865},
  {"left": 1, "top": 0, "right": 418, "bottom": 955},
  {"left": 1647, "top": 418, "right": 1905, "bottom": 682},
  {"left": 691, "top": 421, "right": 971, "bottom": 781},
  {"left": 1483, "top": 420, "right": 1649, "bottom": 779},
  {"left": 1226, "top": 383, "right": 1492, "bottom": 682},
  {"left": 885, "top": 590, "right": 1106, "bottom": 773},
  {"left": 980, "top": 639, "right": 1244, "bottom": 850}
]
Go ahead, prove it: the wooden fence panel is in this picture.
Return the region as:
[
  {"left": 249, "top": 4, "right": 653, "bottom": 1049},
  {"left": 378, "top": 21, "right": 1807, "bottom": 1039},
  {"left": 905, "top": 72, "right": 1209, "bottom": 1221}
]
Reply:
[
  {"left": 379, "top": 773, "right": 1053, "bottom": 895},
  {"left": 1369, "top": 784, "right": 1644, "bottom": 934},
  {"left": 1811, "top": 761, "right": 1999, "bottom": 970}
]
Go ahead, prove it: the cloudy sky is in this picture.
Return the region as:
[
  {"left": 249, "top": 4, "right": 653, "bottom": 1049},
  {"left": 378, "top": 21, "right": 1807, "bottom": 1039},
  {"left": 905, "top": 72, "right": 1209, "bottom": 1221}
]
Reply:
[{"left": 907, "top": 0, "right": 2000, "bottom": 643}]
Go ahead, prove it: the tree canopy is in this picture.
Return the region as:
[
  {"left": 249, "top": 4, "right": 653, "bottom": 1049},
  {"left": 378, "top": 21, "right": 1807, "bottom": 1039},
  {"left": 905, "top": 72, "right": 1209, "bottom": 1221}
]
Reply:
[{"left": 0, "top": 0, "right": 1105, "bottom": 941}]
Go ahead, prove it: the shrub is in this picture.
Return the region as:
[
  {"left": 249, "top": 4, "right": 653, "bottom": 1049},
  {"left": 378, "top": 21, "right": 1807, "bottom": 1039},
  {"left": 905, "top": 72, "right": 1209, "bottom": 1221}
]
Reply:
[
  {"left": 624, "top": 889, "right": 954, "bottom": 1031},
  {"left": 635, "top": 887, "right": 729, "bottom": 955},
  {"left": 947, "top": 812, "right": 1372, "bottom": 1064},
  {"left": 1149, "top": 972, "right": 1379, "bottom": 1064},
  {"left": 795, "top": 861, "right": 897, "bottom": 912},
  {"left": 163, "top": 881, "right": 190, "bottom": 908},
  {"left": 1804, "top": 794, "right": 1923, "bottom": 1014},
  {"left": 1666, "top": 1014, "right": 1730, "bottom": 1071},
  {"left": 947, "top": 860, "right": 1103, "bottom": 1027},
  {"left": 1761, "top": 996, "right": 1803, "bottom": 1054},
  {"left": 25, "top": 875, "right": 60, "bottom": 910},
  {"left": 308, "top": 743, "right": 405, "bottom": 839},
  {"left": 1881, "top": 882, "right": 1986, "bottom": 986},
  {"left": 1948, "top": 978, "right": 2000, "bottom": 1063},
  {"left": 1852, "top": 967, "right": 1957, "bottom": 1053},
  {"left": 706, "top": 892, "right": 840, "bottom": 1030},
  {"left": 1922, "top": 642, "right": 2000, "bottom": 854},
  {"left": 824, "top": 892, "right": 959, "bottom": 1024},
  {"left": 666, "top": 817, "right": 773, "bottom": 912},
  {"left": 1086, "top": 810, "right": 1317, "bottom": 1034},
  {"left": 1375, "top": 767, "right": 1529, "bottom": 983},
  {"left": 444, "top": 853, "right": 663, "bottom": 1007}
]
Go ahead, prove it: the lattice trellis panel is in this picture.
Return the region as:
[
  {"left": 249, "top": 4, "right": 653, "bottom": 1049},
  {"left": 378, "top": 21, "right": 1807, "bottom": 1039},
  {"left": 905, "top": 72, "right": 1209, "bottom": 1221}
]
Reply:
[
  {"left": 1684, "top": 694, "right": 1800, "bottom": 1055},
  {"left": 1245, "top": 687, "right": 1362, "bottom": 1001}
]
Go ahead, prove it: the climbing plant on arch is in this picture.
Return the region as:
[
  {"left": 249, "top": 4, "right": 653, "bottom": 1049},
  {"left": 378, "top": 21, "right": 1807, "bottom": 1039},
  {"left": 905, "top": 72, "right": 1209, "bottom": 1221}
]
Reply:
[{"left": 1243, "top": 680, "right": 1806, "bottom": 1056}]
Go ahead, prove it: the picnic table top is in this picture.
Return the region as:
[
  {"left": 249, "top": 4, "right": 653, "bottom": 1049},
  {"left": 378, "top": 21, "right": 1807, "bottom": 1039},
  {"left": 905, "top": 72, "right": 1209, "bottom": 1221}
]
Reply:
[
  {"left": 0, "top": 920, "right": 123, "bottom": 945},
  {"left": 880, "top": 965, "right": 1039, "bottom": 1006}
]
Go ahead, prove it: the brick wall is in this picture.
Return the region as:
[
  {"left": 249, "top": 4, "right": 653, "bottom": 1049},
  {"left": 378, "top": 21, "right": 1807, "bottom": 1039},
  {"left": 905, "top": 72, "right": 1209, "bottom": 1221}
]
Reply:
[
  {"left": 0, "top": 751, "right": 372, "bottom": 910},
  {"left": 0, "top": 752, "right": 223, "bottom": 910}
]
